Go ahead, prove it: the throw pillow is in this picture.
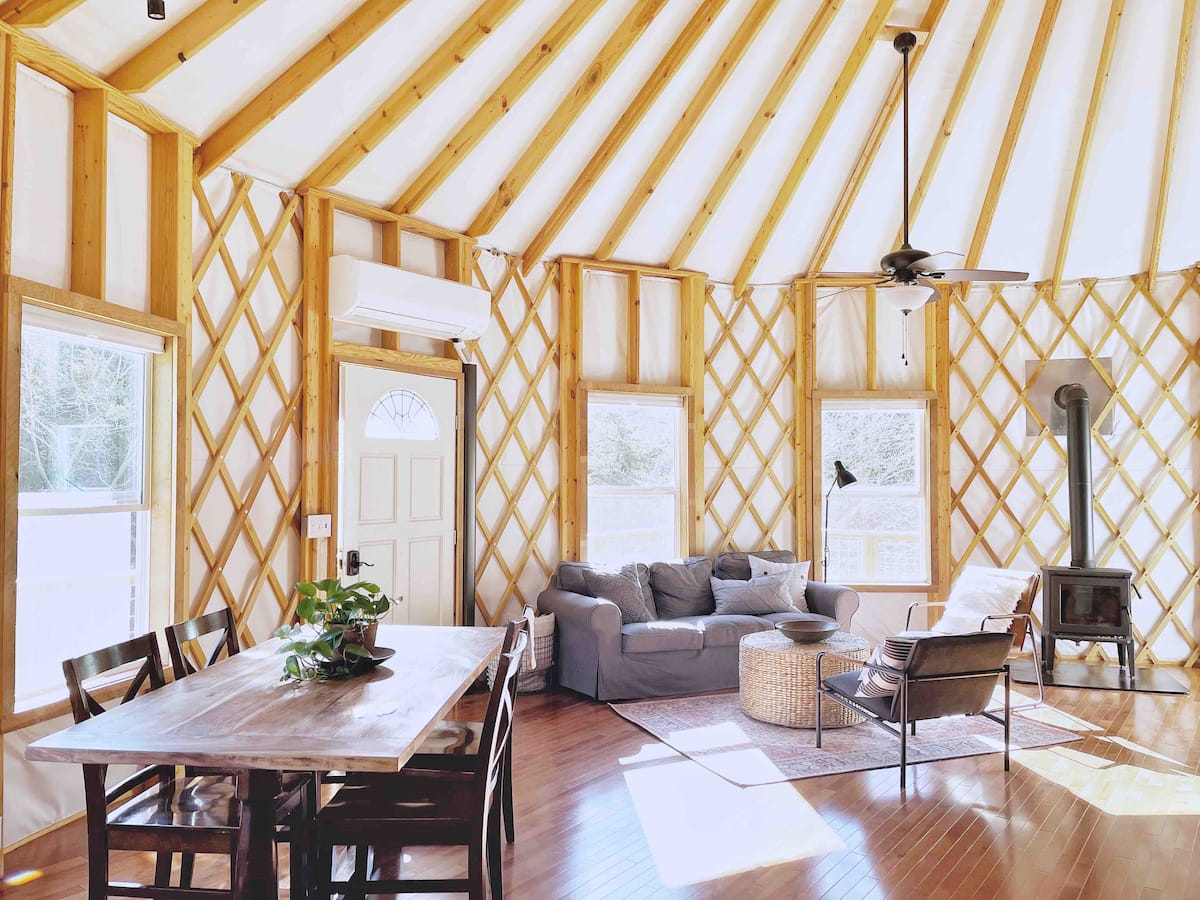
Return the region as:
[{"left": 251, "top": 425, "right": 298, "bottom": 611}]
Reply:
[
  {"left": 710, "top": 573, "right": 793, "bottom": 615},
  {"left": 748, "top": 555, "right": 811, "bottom": 612},
  {"left": 854, "top": 636, "right": 918, "bottom": 699},
  {"left": 932, "top": 566, "right": 1036, "bottom": 635},
  {"left": 581, "top": 567, "right": 653, "bottom": 625},
  {"left": 649, "top": 558, "right": 715, "bottom": 619}
]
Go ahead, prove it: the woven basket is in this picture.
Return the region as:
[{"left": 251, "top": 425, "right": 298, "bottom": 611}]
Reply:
[
  {"left": 739, "top": 629, "right": 870, "bottom": 729},
  {"left": 487, "top": 613, "right": 555, "bottom": 693}
]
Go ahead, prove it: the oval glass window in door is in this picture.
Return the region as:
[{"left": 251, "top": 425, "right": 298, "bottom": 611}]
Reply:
[{"left": 364, "top": 388, "right": 439, "bottom": 440}]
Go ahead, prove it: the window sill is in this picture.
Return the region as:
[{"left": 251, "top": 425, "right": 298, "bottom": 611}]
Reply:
[{"left": 4, "top": 664, "right": 175, "bottom": 733}]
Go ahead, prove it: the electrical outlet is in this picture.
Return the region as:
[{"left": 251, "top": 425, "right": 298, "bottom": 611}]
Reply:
[{"left": 304, "top": 514, "right": 332, "bottom": 539}]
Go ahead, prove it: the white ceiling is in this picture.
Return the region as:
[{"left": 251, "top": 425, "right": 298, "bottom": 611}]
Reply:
[{"left": 27, "top": 0, "right": 1200, "bottom": 284}]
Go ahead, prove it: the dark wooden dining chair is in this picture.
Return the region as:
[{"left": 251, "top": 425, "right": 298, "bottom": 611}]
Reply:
[
  {"left": 63, "top": 633, "right": 286, "bottom": 898},
  {"left": 404, "top": 617, "right": 525, "bottom": 844},
  {"left": 164, "top": 608, "right": 318, "bottom": 898},
  {"left": 315, "top": 619, "right": 529, "bottom": 900}
]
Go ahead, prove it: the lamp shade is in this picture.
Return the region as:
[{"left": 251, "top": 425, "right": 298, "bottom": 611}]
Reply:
[
  {"left": 148, "top": 0, "right": 165, "bottom": 19},
  {"left": 833, "top": 460, "right": 857, "bottom": 488}
]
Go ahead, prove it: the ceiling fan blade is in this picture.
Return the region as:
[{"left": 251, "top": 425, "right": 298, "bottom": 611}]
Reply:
[
  {"left": 927, "top": 268, "right": 1028, "bottom": 282},
  {"left": 910, "top": 251, "right": 965, "bottom": 272},
  {"left": 916, "top": 276, "right": 942, "bottom": 306}
]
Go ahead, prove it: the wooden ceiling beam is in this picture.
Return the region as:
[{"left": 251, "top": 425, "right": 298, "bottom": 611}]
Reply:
[
  {"left": 964, "top": 0, "right": 1063, "bottom": 270},
  {"left": 390, "top": 0, "right": 603, "bottom": 216},
  {"left": 878, "top": 24, "right": 927, "bottom": 45},
  {"left": 808, "top": 0, "right": 950, "bottom": 274},
  {"left": 197, "top": 0, "right": 415, "bottom": 179},
  {"left": 893, "top": 0, "right": 1004, "bottom": 251},
  {"left": 2, "top": 0, "right": 86, "bottom": 27},
  {"left": 1147, "top": 0, "right": 1194, "bottom": 281},
  {"left": 303, "top": 0, "right": 522, "bottom": 190},
  {"left": 591, "top": 0, "right": 780, "bottom": 261},
  {"left": 107, "top": 0, "right": 270, "bottom": 94},
  {"left": 519, "top": 0, "right": 732, "bottom": 275},
  {"left": 732, "top": 0, "right": 895, "bottom": 293},
  {"left": 666, "top": 0, "right": 840, "bottom": 271},
  {"left": 1051, "top": 0, "right": 1124, "bottom": 292},
  {"left": 467, "top": 0, "right": 669, "bottom": 238}
]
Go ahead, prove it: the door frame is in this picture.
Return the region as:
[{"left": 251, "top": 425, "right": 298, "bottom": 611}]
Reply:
[{"left": 330, "top": 345, "right": 465, "bottom": 625}]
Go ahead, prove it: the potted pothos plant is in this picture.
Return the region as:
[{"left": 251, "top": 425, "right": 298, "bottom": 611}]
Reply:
[{"left": 275, "top": 579, "right": 395, "bottom": 682}]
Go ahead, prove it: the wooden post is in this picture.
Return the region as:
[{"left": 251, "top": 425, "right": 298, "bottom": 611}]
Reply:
[
  {"left": 70, "top": 88, "right": 107, "bottom": 298},
  {"left": 557, "top": 259, "right": 582, "bottom": 561},
  {"left": 680, "top": 273, "right": 705, "bottom": 554}
]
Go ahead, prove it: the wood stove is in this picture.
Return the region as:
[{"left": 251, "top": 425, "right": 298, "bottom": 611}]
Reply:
[{"left": 1040, "top": 384, "right": 1136, "bottom": 683}]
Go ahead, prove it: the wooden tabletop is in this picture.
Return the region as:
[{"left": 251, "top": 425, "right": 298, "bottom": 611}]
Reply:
[{"left": 26, "top": 625, "right": 504, "bottom": 773}]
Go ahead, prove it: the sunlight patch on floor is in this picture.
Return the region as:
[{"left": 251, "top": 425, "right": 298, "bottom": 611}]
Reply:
[
  {"left": 622, "top": 749, "right": 843, "bottom": 887},
  {"left": 1015, "top": 745, "right": 1200, "bottom": 816}
]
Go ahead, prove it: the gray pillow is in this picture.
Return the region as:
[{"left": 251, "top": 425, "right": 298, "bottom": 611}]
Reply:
[
  {"left": 581, "top": 567, "right": 653, "bottom": 625},
  {"left": 559, "top": 561, "right": 655, "bottom": 617},
  {"left": 649, "top": 558, "right": 715, "bottom": 619},
  {"left": 710, "top": 573, "right": 793, "bottom": 615}
]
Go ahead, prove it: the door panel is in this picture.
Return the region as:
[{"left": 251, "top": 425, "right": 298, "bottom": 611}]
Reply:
[{"left": 340, "top": 364, "right": 458, "bottom": 626}]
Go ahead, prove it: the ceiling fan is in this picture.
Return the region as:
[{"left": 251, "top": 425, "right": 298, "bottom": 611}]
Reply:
[{"left": 834, "top": 31, "right": 1028, "bottom": 305}]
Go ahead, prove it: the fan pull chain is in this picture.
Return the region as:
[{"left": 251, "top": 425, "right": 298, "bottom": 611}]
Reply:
[{"left": 900, "top": 308, "right": 912, "bottom": 367}]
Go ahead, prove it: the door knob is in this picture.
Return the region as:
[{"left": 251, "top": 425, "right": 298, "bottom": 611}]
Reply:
[{"left": 346, "top": 549, "right": 374, "bottom": 577}]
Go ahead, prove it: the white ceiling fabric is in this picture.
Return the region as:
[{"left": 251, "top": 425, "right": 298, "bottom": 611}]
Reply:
[{"left": 23, "top": 0, "right": 1200, "bottom": 284}]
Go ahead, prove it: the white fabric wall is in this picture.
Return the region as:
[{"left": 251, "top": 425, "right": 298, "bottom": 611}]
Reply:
[
  {"left": 639, "top": 276, "right": 681, "bottom": 385},
  {"left": 580, "top": 269, "right": 627, "bottom": 382}
]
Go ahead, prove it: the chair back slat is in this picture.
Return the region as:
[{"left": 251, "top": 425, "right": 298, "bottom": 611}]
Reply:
[
  {"left": 165, "top": 607, "right": 241, "bottom": 678},
  {"left": 476, "top": 621, "right": 529, "bottom": 806},
  {"left": 1008, "top": 572, "right": 1040, "bottom": 648},
  {"left": 63, "top": 634, "right": 166, "bottom": 725}
]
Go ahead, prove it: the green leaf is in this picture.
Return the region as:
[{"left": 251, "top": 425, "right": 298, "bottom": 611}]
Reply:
[
  {"left": 313, "top": 640, "right": 335, "bottom": 660},
  {"left": 284, "top": 655, "right": 302, "bottom": 681},
  {"left": 295, "top": 582, "right": 317, "bottom": 597},
  {"left": 342, "top": 643, "right": 370, "bottom": 659},
  {"left": 297, "top": 596, "right": 316, "bottom": 622}
]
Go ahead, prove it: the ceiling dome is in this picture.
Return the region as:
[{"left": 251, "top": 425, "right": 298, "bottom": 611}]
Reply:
[{"left": 25, "top": 0, "right": 1200, "bottom": 284}]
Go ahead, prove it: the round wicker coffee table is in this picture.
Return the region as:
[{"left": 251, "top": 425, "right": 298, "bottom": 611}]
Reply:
[{"left": 739, "top": 629, "right": 871, "bottom": 729}]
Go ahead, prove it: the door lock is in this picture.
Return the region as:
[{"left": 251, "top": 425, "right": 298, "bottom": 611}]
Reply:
[{"left": 345, "top": 550, "right": 374, "bottom": 577}]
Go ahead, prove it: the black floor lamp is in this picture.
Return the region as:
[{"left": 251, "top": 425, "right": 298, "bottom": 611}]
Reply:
[{"left": 822, "top": 460, "right": 857, "bottom": 581}]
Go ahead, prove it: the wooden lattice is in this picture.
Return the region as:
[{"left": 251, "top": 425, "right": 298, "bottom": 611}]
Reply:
[
  {"left": 189, "top": 172, "right": 304, "bottom": 644},
  {"left": 704, "top": 284, "right": 796, "bottom": 555},
  {"left": 949, "top": 267, "right": 1200, "bottom": 665},
  {"left": 468, "top": 251, "right": 560, "bottom": 626}
]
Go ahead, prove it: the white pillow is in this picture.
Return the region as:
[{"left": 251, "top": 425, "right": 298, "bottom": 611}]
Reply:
[
  {"left": 932, "top": 566, "right": 1035, "bottom": 635},
  {"left": 748, "top": 556, "right": 811, "bottom": 612}
]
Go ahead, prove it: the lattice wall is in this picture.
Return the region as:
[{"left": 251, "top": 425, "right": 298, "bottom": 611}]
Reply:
[
  {"left": 949, "top": 268, "right": 1200, "bottom": 665},
  {"left": 469, "top": 251, "right": 560, "bottom": 626},
  {"left": 704, "top": 284, "right": 797, "bottom": 556},
  {"left": 189, "top": 172, "right": 304, "bottom": 644}
]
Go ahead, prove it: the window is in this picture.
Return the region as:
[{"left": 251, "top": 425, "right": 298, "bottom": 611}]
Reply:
[
  {"left": 15, "top": 316, "right": 154, "bottom": 712},
  {"left": 821, "top": 400, "right": 929, "bottom": 585},
  {"left": 584, "top": 390, "right": 687, "bottom": 566},
  {"left": 365, "top": 388, "right": 439, "bottom": 440}
]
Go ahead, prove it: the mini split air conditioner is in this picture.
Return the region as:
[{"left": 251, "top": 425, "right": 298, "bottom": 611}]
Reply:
[{"left": 328, "top": 254, "right": 491, "bottom": 341}]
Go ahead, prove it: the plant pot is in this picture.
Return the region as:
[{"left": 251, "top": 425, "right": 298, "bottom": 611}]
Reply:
[{"left": 329, "top": 621, "right": 378, "bottom": 659}]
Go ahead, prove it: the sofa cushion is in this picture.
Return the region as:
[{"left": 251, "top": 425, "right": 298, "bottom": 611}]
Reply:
[
  {"left": 671, "top": 614, "right": 774, "bottom": 648},
  {"left": 582, "top": 567, "right": 653, "bottom": 625},
  {"left": 761, "top": 611, "right": 837, "bottom": 626},
  {"left": 749, "top": 556, "right": 811, "bottom": 612},
  {"left": 621, "top": 620, "right": 704, "bottom": 653},
  {"left": 710, "top": 573, "right": 793, "bottom": 615},
  {"left": 649, "top": 558, "right": 715, "bottom": 618},
  {"left": 557, "top": 561, "right": 656, "bottom": 617},
  {"left": 713, "top": 550, "right": 796, "bottom": 581}
]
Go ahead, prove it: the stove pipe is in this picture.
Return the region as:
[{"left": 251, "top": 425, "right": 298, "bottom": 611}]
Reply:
[{"left": 1054, "top": 382, "right": 1095, "bottom": 568}]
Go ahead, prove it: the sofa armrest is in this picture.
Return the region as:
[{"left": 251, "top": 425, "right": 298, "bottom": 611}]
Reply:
[
  {"left": 537, "top": 588, "right": 622, "bottom": 697},
  {"left": 805, "top": 581, "right": 860, "bottom": 629}
]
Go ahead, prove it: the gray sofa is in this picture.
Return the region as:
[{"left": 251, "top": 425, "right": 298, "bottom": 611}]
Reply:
[{"left": 537, "top": 550, "right": 860, "bottom": 700}]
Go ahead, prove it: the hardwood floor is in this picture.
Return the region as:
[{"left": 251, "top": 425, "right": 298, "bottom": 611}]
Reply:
[{"left": 5, "top": 670, "right": 1199, "bottom": 899}]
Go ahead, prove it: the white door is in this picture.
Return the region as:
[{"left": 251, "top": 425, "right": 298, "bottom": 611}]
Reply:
[{"left": 340, "top": 364, "right": 458, "bottom": 625}]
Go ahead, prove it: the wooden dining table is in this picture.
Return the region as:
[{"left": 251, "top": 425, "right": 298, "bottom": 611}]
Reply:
[{"left": 26, "top": 624, "right": 505, "bottom": 898}]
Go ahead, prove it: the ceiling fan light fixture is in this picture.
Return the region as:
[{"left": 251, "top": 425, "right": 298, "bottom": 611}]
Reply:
[{"left": 147, "top": 0, "right": 165, "bottom": 20}]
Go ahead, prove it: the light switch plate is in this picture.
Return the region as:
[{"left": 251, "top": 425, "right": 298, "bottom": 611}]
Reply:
[{"left": 304, "top": 514, "right": 332, "bottom": 539}]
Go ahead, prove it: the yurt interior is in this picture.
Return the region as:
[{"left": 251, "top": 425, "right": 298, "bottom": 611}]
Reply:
[{"left": 0, "top": 0, "right": 1197, "bottom": 897}]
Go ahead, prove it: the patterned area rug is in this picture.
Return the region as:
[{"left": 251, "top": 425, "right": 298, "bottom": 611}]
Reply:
[{"left": 611, "top": 692, "right": 1081, "bottom": 786}]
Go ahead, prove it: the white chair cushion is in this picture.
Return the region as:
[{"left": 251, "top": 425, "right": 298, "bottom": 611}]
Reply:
[{"left": 932, "top": 566, "right": 1035, "bottom": 635}]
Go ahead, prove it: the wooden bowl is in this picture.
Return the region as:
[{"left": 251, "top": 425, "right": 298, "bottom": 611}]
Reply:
[{"left": 775, "top": 620, "right": 839, "bottom": 643}]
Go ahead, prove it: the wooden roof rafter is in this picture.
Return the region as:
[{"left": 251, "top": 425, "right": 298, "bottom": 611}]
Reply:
[
  {"left": 666, "top": 0, "right": 841, "bottom": 272},
  {"left": 1050, "top": 0, "right": 1125, "bottom": 293},
  {"left": 197, "top": 0, "right": 416, "bottom": 179},
  {"left": 1146, "top": 0, "right": 1194, "bottom": 281},
  {"left": 519, "top": 0, "right": 734, "bottom": 275},
  {"left": 389, "top": 0, "right": 604, "bottom": 216},
  {"left": 107, "top": 0, "right": 270, "bottom": 94},
  {"left": 466, "top": 0, "right": 670, "bottom": 239},
  {"left": 731, "top": 0, "right": 896, "bottom": 293},
  {"left": 0, "top": 0, "right": 86, "bottom": 27},
  {"left": 302, "top": 0, "right": 523, "bottom": 191},
  {"left": 591, "top": 0, "right": 781, "bottom": 262},
  {"left": 807, "top": 0, "right": 951, "bottom": 274}
]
